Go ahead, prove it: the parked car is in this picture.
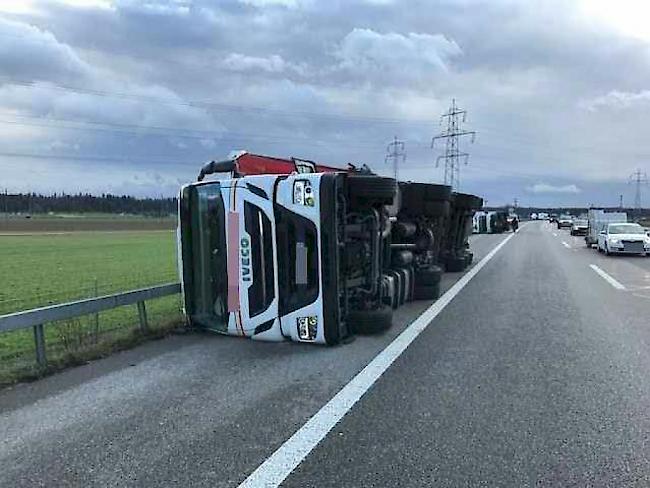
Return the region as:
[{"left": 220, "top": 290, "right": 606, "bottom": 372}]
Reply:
[
  {"left": 597, "top": 223, "right": 650, "bottom": 256},
  {"left": 570, "top": 218, "right": 588, "bottom": 236},
  {"left": 557, "top": 214, "right": 573, "bottom": 228},
  {"left": 549, "top": 213, "right": 558, "bottom": 223}
]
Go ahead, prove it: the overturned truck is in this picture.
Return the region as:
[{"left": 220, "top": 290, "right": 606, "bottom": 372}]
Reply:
[{"left": 178, "top": 152, "right": 482, "bottom": 345}]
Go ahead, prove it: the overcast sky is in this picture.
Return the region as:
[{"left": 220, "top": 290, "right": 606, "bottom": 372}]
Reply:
[{"left": 1, "top": 0, "right": 650, "bottom": 206}]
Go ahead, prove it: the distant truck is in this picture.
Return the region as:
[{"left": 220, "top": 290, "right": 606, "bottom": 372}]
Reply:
[
  {"left": 586, "top": 209, "right": 628, "bottom": 247},
  {"left": 557, "top": 214, "right": 573, "bottom": 229},
  {"left": 473, "top": 211, "right": 487, "bottom": 233},
  {"left": 178, "top": 152, "right": 482, "bottom": 345},
  {"left": 537, "top": 212, "right": 549, "bottom": 220}
]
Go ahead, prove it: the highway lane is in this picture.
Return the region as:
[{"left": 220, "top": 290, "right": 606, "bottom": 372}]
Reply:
[
  {"left": 0, "top": 232, "right": 507, "bottom": 487},
  {"left": 283, "top": 221, "right": 650, "bottom": 486},
  {"left": 4, "top": 222, "right": 649, "bottom": 487}
]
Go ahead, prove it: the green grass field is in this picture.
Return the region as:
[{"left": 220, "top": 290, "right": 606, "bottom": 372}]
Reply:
[{"left": 0, "top": 229, "right": 182, "bottom": 385}]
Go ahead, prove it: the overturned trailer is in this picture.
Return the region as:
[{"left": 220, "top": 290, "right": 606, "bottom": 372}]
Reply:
[{"left": 178, "top": 152, "right": 481, "bottom": 345}]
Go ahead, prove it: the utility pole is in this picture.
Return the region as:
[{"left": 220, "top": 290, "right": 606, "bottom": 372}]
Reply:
[
  {"left": 3, "top": 188, "right": 7, "bottom": 228},
  {"left": 432, "top": 99, "right": 476, "bottom": 190},
  {"left": 513, "top": 198, "right": 518, "bottom": 208},
  {"left": 385, "top": 136, "right": 406, "bottom": 181},
  {"left": 619, "top": 194, "right": 623, "bottom": 209},
  {"left": 629, "top": 169, "right": 648, "bottom": 209}
]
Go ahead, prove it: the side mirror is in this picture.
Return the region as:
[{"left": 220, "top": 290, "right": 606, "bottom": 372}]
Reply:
[{"left": 292, "top": 158, "right": 317, "bottom": 174}]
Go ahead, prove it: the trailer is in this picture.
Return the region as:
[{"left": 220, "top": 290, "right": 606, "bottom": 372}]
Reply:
[
  {"left": 586, "top": 209, "right": 628, "bottom": 247},
  {"left": 178, "top": 152, "right": 482, "bottom": 345}
]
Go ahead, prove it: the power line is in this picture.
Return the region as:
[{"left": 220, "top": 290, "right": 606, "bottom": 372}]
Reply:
[
  {"left": 385, "top": 136, "right": 406, "bottom": 180},
  {"left": 629, "top": 168, "right": 649, "bottom": 209},
  {"left": 431, "top": 99, "right": 476, "bottom": 190},
  {"left": 0, "top": 75, "right": 435, "bottom": 126}
]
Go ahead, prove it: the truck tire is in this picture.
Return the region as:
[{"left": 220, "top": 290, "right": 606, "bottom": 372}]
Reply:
[
  {"left": 423, "top": 201, "right": 451, "bottom": 217},
  {"left": 348, "top": 306, "right": 393, "bottom": 334},
  {"left": 400, "top": 182, "right": 452, "bottom": 201},
  {"left": 465, "top": 252, "right": 474, "bottom": 266},
  {"left": 347, "top": 175, "right": 397, "bottom": 204},
  {"left": 415, "top": 266, "right": 443, "bottom": 286},
  {"left": 413, "top": 282, "right": 441, "bottom": 300},
  {"left": 445, "top": 256, "right": 466, "bottom": 272},
  {"left": 452, "top": 193, "right": 480, "bottom": 209}
]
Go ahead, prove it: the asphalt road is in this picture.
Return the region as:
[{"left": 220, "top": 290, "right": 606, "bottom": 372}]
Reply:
[{"left": 2, "top": 222, "right": 650, "bottom": 487}]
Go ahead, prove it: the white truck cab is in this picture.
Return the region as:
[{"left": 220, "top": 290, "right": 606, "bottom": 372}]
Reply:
[{"left": 179, "top": 172, "right": 339, "bottom": 344}]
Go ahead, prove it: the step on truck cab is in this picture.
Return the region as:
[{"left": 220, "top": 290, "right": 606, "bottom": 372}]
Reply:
[{"left": 178, "top": 152, "right": 466, "bottom": 345}]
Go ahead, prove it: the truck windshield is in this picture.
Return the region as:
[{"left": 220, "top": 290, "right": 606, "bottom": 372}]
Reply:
[
  {"left": 609, "top": 224, "right": 645, "bottom": 235},
  {"left": 181, "top": 184, "right": 229, "bottom": 332}
]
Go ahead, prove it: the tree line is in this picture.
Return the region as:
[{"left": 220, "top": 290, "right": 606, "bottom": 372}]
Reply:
[{"left": 0, "top": 192, "right": 177, "bottom": 216}]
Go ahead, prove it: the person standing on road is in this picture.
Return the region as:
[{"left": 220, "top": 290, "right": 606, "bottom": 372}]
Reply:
[{"left": 511, "top": 216, "right": 519, "bottom": 233}]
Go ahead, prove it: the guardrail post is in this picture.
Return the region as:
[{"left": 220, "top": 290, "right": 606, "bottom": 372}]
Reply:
[
  {"left": 137, "top": 301, "right": 149, "bottom": 334},
  {"left": 33, "top": 324, "right": 47, "bottom": 367}
]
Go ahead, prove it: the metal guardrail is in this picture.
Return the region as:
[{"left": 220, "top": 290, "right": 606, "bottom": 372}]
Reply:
[{"left": 0, "top": 282, "right": 181, "bottom": 368}]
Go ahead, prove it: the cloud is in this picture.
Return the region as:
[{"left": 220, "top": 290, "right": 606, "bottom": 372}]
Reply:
[
  {"left": 222, "top": 53, "right": 291, "bottom": 74},
  {"left": 0, "top": 17, "right": 93, "bottom": 84},
  {"left": 238, "top": 0, "right": 302, "bottom": 7},
  {"left": 581, "top": 89, "right": 650, "bottom": 111},
  {"left": 526, "top": 183, "right": 582, "bottom": 194},
  {"left": 336, "top": 28, "right": 462, "bottom": 85}
]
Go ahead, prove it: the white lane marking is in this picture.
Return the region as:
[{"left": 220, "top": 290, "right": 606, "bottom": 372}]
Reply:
[
  {"left": 239, "top": 233, "right": 516, "bottom": 488},
  {"left": 562, "top": 241, "right": 571, "bottom": 249},
  {"left": 553, "top": 232, "right": 558, "bottom": 237},
  {"left": 589, "top": 264, "right": 626, "bottom": 290}
]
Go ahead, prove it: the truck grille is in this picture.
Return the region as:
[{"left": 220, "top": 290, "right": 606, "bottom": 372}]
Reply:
[{"left": 623, "top": 241, "right": 644, "bottom": 253}]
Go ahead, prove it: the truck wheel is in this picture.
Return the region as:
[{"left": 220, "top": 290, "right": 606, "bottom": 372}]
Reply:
[
  {"left": 423, "top": 201, "right": 451, "bottom": 217},
  {"left": 415, "top": 265, "right": 443, "bottom": 286},
  {"left": 399, "top": 183, "right": 451, "bottom": 217},
  {"left": 445, "top": 256, "right": 466, "bottom": 272},
  {"left": 400, "top": 182, "right": 451, "bottom": 201},
  {"left": 348, "top": 306, "right": 393, "bottom": 334},
  {"left": 465, "top": 252, "right": 474, "bottom": 266},
  {"left": 347, "top": 175, "right": 397, "bottom": 204},
  {"left": 413, "top": 282, "right": 441, "bottom": 300}
]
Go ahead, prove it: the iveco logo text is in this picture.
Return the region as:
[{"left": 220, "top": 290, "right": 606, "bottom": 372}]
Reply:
[{"left": 241, "top": 237, "right": 251, "bottom": 282}]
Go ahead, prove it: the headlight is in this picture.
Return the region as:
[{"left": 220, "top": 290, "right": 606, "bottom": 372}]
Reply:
[
  {"left": 293, "top": 180, "right": 315, "bottom": 206},
  {"left": 297, "top": 316, "right": 318, "bottom": 340},
  {"left": 609, "top": 238, "right": 620, "bottom": 245}
]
